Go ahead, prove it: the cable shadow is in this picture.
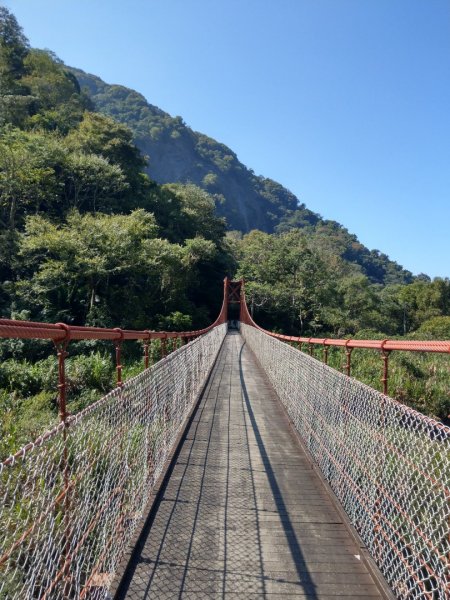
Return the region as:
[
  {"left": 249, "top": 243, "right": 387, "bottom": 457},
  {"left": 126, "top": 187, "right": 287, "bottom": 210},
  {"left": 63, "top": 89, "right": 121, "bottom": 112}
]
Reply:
[
  {"left": 222, "top": 331, "right": 267, "bottom": 599},
  {"left": 238, "top": 339, "right": 319, "bottom": 600}
]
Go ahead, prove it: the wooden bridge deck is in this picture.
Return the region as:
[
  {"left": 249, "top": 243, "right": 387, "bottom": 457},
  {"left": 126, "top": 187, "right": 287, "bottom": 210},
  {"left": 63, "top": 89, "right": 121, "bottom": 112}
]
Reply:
[{"left": 117, "top": 332, "right": 383, "bottom": 599}]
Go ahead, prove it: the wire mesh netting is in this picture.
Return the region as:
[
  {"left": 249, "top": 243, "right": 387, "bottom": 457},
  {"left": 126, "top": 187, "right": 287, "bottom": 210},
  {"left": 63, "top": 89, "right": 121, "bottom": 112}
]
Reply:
[
  {"left": 241, "top": 324, "right": 450, "bottom": 600},
  {"left": 0, "top": 324, "right": 226, "bottom": 600}
]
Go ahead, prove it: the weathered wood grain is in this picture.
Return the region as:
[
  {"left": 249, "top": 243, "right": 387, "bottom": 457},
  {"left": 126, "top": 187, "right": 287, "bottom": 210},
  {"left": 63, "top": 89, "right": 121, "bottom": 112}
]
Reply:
[{"left": 118, "top": 332, "right": 382, "bottom": 599}]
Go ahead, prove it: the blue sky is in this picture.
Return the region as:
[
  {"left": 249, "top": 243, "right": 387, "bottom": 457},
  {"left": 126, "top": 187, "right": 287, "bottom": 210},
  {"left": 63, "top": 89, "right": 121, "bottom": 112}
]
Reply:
[{"left": 4, "top": 0, "right": 450, "bottom": 278}]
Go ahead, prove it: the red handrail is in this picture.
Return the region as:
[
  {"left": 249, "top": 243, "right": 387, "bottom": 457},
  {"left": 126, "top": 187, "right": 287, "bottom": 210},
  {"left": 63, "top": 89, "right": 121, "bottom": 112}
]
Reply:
[
  {"left": 238, "top": 279, "right": 450, "bottom": 396},
  {"left": 238, "top": 281, "right": 450, "bottom": 354},
  {"left": 0, "top": 278, "right": 229, "bottom": 343}
]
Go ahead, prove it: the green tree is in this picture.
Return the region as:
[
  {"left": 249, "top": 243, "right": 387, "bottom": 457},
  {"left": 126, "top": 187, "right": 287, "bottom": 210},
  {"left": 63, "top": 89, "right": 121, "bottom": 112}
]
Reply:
[
  {"left": 158, "top": 183, "right": 226, "bottom": 244},
  {"left": 16, "top": 209, "right": 158, "bottom": 324},
  {"left": 0, "top": 128, "right": 63, "bottom": 231},
  {"left": 0, "top": 7, "right": 28, "bottom": 76},
  {"left": 14, "top": 209, "right": 226, "bottom": 329},
  {"left": 23, "top": 50, "right": 79, "bottom": 110},
  {"left": 236, "top": 229, "right": 338, "bottom": 334},
  {"left": 416, "top": 316, "right": 450, "bottom": 339},
  {"left": 22, "top": 49, "right": 89, "bottom": 132},
  {"left": 0, "top": 6, "right": 31, "bottom": 126},
  {"left": 62, "top": 152, "right": 128, "bottom": 212},
  {"left": 336, "top": 275, "right": 381, "bottom": 334},
  {"left": 66, "top": 112, "right": 146, "bottom": 178},
  {"left": 66, "top": 112, "right": 151, "bottom": 209},
  {"left": 397, "top": 279, "right": 450, "bottom": 332}
]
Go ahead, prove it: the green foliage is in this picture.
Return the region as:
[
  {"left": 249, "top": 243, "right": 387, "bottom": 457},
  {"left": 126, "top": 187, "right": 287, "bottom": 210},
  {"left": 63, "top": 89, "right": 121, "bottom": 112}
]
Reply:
[
  {"left": 396, "top": 279, "right": 450, "bottom": 332},
  {"left": 66, "top": 352, "right": 113, "bottom": 395},
  {"left": 62, "top": 151, "right": 129, "bottom": 211},
  {"left": 237, "top": 229, "right": 340, "bottom": 334},
  {"left": 0, "top": 350, "right": 117, "bottom": 459},
  {"left": 237, "top": 228, "right": 450, "bottom": 339},
  {"left": 0, "top": 388, "right": 56, "bottom": 459},
  {"left": 159, "top": 311, "right": 193, "bottom": 331},
  {"left": 0, "top": 7, "right": 28, "bottom": 76},
  {"left": 0, "top": 7, "right": 31, "bottom": 127},
  {"left": 66, "top": 112, "right": 146, "bottom": 178},
  {"left": 304, "top": 220, "right": 413, "bottom": 285},
  {"left": 16, "top": 209, "right": 171, "bottom": 325},
  {"left": 0, "top": 123, "right": 143, "bottom": 227},
  {"left": 159, "top": 183, "right": 226, "bottom": 243},
  {"left": 415, "top": 316, "right": 450, "bottom": 339},
  {"left": 336, "top": 275, "right": 382, "bottom": 333},
  {"left": 0, "top": 127, "right": 64, "bottom": 229},
  {"left": 23, "top": 49, "right": 89, "bottom": 132},
  {"left": 0, "top": 355, "right": 58, "bottom": 458}
]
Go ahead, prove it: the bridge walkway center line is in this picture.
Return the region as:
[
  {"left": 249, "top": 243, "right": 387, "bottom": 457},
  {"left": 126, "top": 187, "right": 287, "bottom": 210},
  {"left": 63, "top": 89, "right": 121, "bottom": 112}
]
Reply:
[{"left": 117, "top": 331, "right": 383, "bottom": 599}]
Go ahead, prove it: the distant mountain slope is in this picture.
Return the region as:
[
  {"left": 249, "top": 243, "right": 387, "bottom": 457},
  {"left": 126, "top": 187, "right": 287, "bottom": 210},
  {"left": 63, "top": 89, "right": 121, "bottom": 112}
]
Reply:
[
  {"left": 70, "top": 67, "right": 413, "bottom": 285},
  {"left": 70, "top": 67, "right": 303, "bottom": 233}
]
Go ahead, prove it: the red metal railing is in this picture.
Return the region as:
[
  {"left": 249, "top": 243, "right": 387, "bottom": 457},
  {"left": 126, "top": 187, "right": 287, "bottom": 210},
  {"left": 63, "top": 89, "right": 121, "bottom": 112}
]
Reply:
[
  {"left": 238, "top": 280, "right": 450, "bottom": 395},
  {"left": 0, "top": 277, "right": 228, "bottom": 419}
]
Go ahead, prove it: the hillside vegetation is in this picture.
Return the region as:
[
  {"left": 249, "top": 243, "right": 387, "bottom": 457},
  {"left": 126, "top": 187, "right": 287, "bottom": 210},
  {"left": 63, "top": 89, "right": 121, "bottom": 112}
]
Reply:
[
  {"left": 72, "top": 67, "right": 415, "bottom": 287},
  {"left": 0, "top": 7, "right": 448, "bottom": 458}
]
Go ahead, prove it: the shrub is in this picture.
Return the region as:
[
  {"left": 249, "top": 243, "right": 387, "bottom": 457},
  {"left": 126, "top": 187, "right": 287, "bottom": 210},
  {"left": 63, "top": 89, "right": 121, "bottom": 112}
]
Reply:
[{"left": 415, "top": 316, "right": 450, "bottom": 339}]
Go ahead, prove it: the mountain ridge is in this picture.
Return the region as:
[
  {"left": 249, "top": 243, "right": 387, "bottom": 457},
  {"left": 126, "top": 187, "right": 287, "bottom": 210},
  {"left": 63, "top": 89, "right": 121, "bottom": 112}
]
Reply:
[
  {"left": 70, "top": 66, "right": 413, "bottom": 285},
  {"left": 70, "top": 67, "right": 322, "bottom": 230}
]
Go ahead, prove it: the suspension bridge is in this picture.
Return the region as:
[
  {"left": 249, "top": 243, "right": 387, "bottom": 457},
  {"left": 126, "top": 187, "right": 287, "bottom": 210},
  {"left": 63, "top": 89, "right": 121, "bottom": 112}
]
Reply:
[{"left": 0, "top": 279, "right": 449, "bottom": 599}]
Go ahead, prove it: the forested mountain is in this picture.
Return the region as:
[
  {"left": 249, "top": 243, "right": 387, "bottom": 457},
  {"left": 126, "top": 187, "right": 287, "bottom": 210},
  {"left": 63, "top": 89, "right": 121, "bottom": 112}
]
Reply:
[
  {"left": 71, "top": 67, "right": 413, "bottom": 286},
  {"left": 0, "top": 7, "right": 233, "bottom": 333},
  {"left": 70, "top": 68, "right": 300, "bottom": 234}
]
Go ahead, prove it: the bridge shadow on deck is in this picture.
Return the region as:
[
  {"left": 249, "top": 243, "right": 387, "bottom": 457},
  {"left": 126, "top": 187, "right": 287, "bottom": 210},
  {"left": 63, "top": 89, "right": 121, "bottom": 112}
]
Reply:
[
  {"left": 237, "top": 340, "right": 317, "bottom": 599},
  {"left": 117, "top": 332, "right": 380, "bottom": 599}
]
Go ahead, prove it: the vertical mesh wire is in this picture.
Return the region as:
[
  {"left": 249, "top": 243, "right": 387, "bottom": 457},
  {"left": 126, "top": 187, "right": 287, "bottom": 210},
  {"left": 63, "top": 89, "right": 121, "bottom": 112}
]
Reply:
[
  {"left": 0, "top": 324, "right": 226, "bottom": 599},
  {"left": 241, "top": 324, "right": 450, "bottom": 600}
]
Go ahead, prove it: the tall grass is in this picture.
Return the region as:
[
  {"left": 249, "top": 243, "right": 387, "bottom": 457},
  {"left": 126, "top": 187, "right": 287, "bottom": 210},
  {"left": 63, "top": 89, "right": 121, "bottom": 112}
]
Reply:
[{"left": 0, "top": 346, "right": 159, "bottom": 461}]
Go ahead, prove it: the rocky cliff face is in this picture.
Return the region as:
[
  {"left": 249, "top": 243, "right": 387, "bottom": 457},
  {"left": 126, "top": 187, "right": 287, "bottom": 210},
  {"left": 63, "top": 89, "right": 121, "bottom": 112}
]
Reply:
[{"left": 70, "top": 67, "right": 299, "bottom": 232}]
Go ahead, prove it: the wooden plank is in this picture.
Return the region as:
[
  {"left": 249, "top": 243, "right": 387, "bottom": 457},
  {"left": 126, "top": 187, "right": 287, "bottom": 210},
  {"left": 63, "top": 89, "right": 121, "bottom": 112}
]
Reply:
[{"left": 116, "top": 332, "right": 384, "bottom": 599}]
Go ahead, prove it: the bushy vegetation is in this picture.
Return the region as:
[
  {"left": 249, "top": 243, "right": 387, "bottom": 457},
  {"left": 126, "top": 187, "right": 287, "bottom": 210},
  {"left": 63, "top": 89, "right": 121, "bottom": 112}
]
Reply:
[
  {"left": 234, "top": 230, "right": 450, "bottom": 421},
  {"left": 234, "top": 229, "right": 450, "bottom": 336}
]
